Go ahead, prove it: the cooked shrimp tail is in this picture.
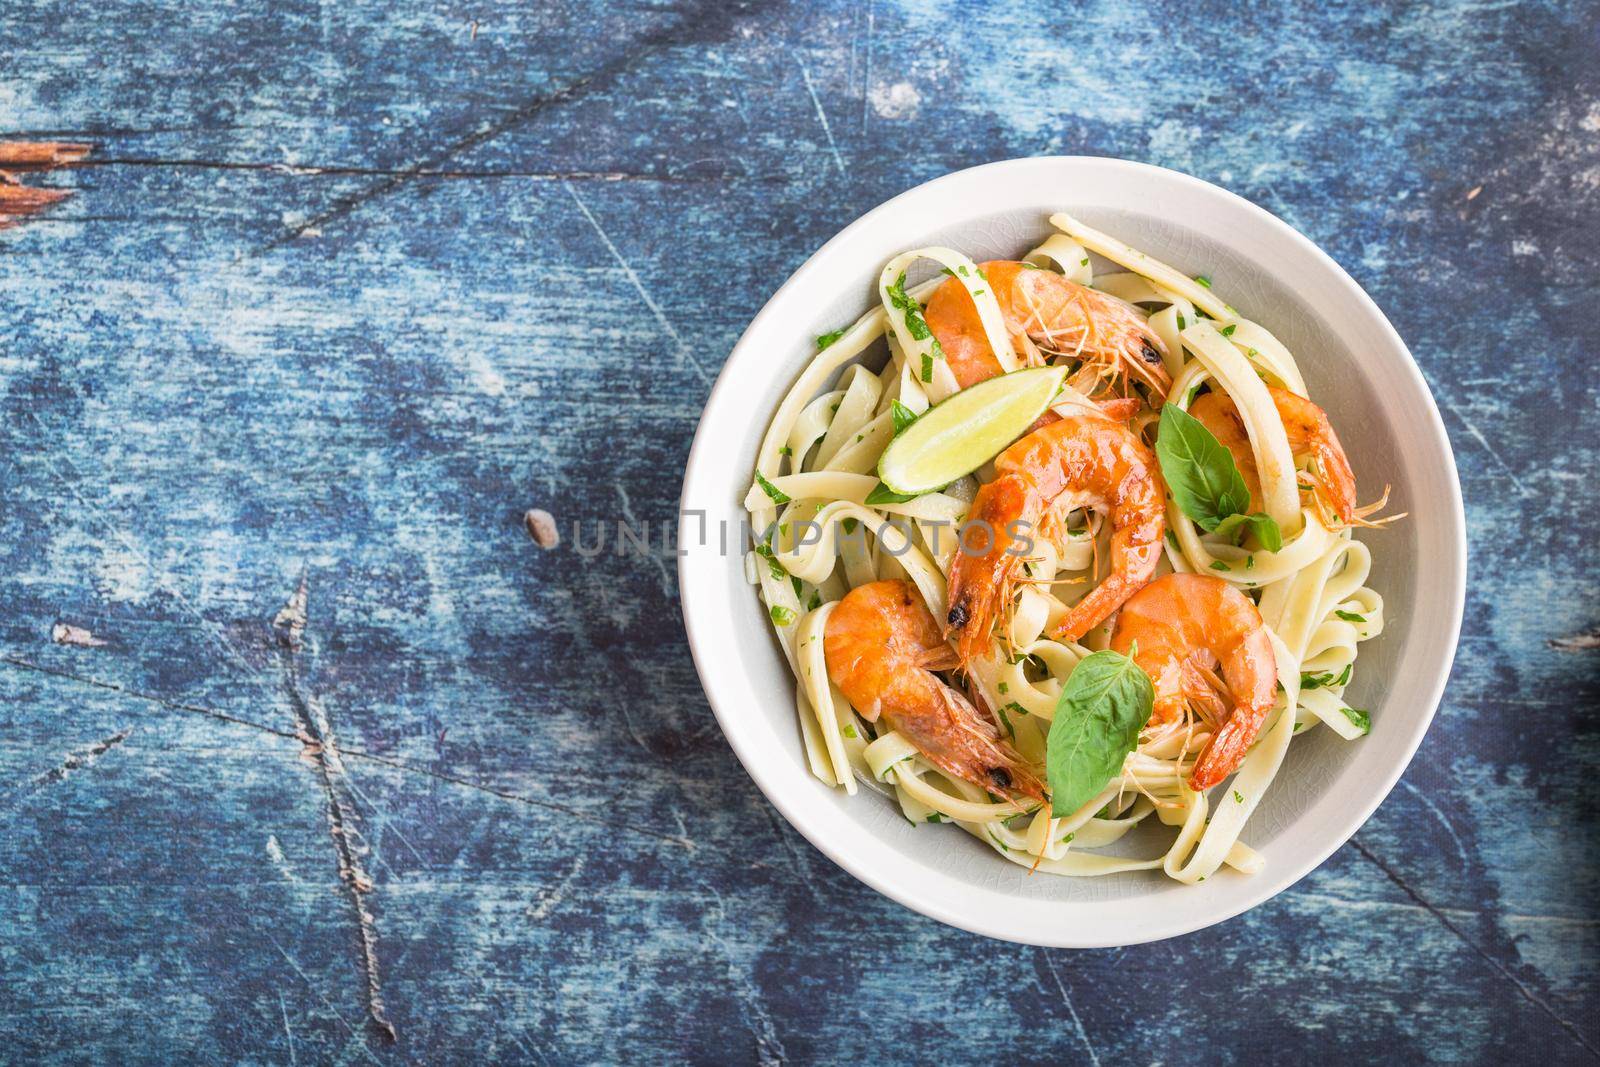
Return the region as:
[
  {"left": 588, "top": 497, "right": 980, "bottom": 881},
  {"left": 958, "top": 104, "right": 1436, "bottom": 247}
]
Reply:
[
  {"left": 947, "top": 410, "right": 1165, "bottom": 663},
  {"left": 1110, "top": 573, "right": 1277, "bottom": 790},
  {"left": 825, "top": 580, "right": 1045, "bottom": 801}
]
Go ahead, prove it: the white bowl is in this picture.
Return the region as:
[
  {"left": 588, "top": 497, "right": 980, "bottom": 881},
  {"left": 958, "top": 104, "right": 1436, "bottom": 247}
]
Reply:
[{"left": 678, "top": 157, "right": 1465, "bottom": 947}]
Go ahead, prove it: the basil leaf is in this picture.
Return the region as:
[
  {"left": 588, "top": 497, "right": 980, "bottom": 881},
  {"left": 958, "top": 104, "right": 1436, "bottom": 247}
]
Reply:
[
  {"left": 1156, "top": 404, "right": 1252, "bottom": 531},
  {"left": 1212, "top": 511, "right": 1283, "bottom": 551},
  {"left": 1046, "top": 649, "right": 1154, "bottom": 817},
  {"left": 865, "top": 481, "right": 919, "bottom": 505},
  {"left": 890, "top": 400, "right": 918, "bottom": 435}
]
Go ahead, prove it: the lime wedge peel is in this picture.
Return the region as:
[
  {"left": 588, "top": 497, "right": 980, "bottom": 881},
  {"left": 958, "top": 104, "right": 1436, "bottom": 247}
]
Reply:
[{"left": 877, "top": 366, "right": 1067, "bottom": 495}]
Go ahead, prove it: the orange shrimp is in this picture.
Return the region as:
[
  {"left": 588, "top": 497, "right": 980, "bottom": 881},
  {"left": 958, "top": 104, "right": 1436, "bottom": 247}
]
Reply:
[
  {"left": 824, "top": 580, "right": 1045, "bottom": 802},
  {"left": 1110, "top": 574, "right": 1278, "bottom": 790},
  {"left": 925, "top": 261, "right": 1171, "bottom": 400},
  {"left": 945, "top": 410, "right": 1166, "bottom": 664},
  {"left": 1189, "top": 386, "right": 1375, "bottom": 527}
]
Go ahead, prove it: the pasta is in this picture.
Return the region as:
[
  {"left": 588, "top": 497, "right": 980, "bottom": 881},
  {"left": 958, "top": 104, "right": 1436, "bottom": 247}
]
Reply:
[{"left": 743, "top": 214, "right": 1388, "bottom": 884}]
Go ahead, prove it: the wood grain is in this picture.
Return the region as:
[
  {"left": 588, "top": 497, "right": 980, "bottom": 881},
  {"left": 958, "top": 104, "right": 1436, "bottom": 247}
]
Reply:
[{"left": 0, "top": 0, "right": 1596, "bottom": 1062}]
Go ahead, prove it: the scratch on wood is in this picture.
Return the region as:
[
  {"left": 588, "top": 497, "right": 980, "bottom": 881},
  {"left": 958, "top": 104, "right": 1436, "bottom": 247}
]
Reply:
[
  {"left": 796, "top": 57, "right": 846, "bottom": 174},
  {"left": 272, "top": 575, "right": 397, "bottom": 1044},
  {"left": 22, "top": 728, "right": 133, "bottom": 795},
  {"left": 1351, "top": 837, "right": 1600, "bottom": 1058},
  {"left": 527, "top": 857, "right": 587, "bottom": 921},
  {"left": 258, "top": 0, "right": 740, "bottom": 250},
  {"left": 564, "top": 180, "right": 711, "bottom": 384},
  {"left": 1037, "top": 950, "right": 1103, "bottom": 1067},
  {"left": 51, "top": 622, "right": 107, "bottom": 647},
  {"left": 273, "top": 573, "right": 309, "bottom": 650},
  {"left": 1548, "top": 627, "right": 1600, "bottom": 652}
]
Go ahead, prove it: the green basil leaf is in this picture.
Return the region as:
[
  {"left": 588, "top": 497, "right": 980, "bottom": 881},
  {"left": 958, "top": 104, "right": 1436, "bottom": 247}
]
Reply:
[
  {"left": 890, "top": 400, "right": 919, "bottom": 435},
  {"left": 1156, "top": 404, "right": 1252, "bottom": 531},
  {"left": 1046, "top": 649, "right": 1154, "bottom": 817},
  {"left": 865, "top": 481, "right": 919, "bottom": 505},
  {"left": 1212, "top": 511, "right": 1283, "bottom": 552}
]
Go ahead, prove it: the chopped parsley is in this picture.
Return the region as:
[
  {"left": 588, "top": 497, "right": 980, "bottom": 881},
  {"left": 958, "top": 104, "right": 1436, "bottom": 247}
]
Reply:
[
  {"left": 1220, "top": 323, "right": 1237, "bottom": 337},
  {"left": 920, "top": 353, "right": 933, "bottom": 382},
  {"left": 1194, "top": 274, "right": 1213, "bottom": 288},
  {"left": 890, "top": 400, "right": 918, "bottom": 434},
  {"left": 754, "top": 472, "right": 789, "bottom": 505},
  {"left": 807, "top": 592, "right": 822, "bottom": 610},
  {"left": 1335, "top": 609, "right": 1367, "bottom": 623},
  {"left": 1341, "top": 707, "right": 1372, "bottom": 734},
  {"left": 769, "top": 605, "right": 796, "bottom": 626},
  {"left": 1300, "top": 663, "right": 1353, "bottom": 691},
  {"left": 841, "top": 517, "right": 859, "bottom": 535},
  {"left": 926, "top": 812, "right": 945, "bottom": 823},
  {"left": 887, "top": 271, "right": 945, "bottom": 354},
  {"left": 1233, "top": 790, "right": 1245, "bottom": 803},
  {"left": 778, "top": 445, "right": 792, "bottom": 457},
  {"left": 997, "top": 682, "right": 1009, "bottom": 695},
  {"left": 1210, "top": 560, "right": 1229, "bottom": 571},
  {"left": 842, "top": 723, "right": 858, "bottom": 739},
  {"left": 1177, "top": 312, "right": 1187, "bottom": 330},
  {"left": 815, "top": 328, "right": 846, "bottom": 351},
  {"left": 1079, "top": 257, "right": 1090, "bottom": 267},
  {"left": 753, "top": 539, "right": 786, "bottom": 580}
]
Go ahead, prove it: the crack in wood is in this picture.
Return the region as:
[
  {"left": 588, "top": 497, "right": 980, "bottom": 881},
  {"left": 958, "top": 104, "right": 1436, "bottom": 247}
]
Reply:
[
  {"left": 258, "top": 0, "right": 763, "bottom": 251},
  {"left": 0, "top": 652, "right": 740, "bottom": 867},
  {"left": 73, "top": 157, "right": 753, "bottom": 183},
  {"left": 272, "top": 572, "right": 397, "bottom": 1044},
  {"left": 1350, "top": 837, "right": 1599, "bottom": 1057},
  {"left": 17, "top": 727, "right": 133, "bottom": 798}
]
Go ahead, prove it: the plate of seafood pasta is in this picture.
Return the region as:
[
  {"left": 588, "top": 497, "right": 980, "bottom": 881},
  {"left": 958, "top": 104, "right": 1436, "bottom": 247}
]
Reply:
[{"left": 679, "top": 157, "right": 1465, "bottom": 946}]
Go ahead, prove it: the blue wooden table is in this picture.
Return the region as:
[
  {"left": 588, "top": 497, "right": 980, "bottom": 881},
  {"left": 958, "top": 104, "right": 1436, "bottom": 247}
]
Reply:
[{"left": 2, "top": 1, "right": 1596, "bottom": 1062}]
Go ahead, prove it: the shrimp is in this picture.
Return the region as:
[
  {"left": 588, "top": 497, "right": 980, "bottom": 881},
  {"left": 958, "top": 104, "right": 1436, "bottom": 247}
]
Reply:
[
  {"left": 1110, "top": 574, "right": 1277, "bottom": 790},
  {"left": 925, "top": 261, "right": 1171, "bottom": 400},
  {"left": 824, "top": 580, "right": 1045, "bottom": 802},
  {"left": 945, "top": 409, "right": 1165, "bottom": 663},
  {"left": 1189, "top": 386, "right": 1381, "bottom": 528}
]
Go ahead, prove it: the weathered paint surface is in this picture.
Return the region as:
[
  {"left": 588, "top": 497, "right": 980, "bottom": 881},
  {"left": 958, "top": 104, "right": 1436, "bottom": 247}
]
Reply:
[{"left": 1, "top": 1, "right": 1597, "bottom": 1063}]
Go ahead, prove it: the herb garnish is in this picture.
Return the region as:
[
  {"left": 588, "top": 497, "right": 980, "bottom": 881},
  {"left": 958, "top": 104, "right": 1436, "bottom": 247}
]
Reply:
[
  {"left": 816, "top": 328, "right": 846, "bottom": 351},
  {"left": 890, "top": 400, "right": 918, "bottom": 435},
  {"left": 754, "top": 472, "right": 790, "bottom": 505},
  {"left": 1046, "top": 649, "right": 1154, "bottom": 817},
  {"left": 1300, "top": 663, "right": 1353, "bottom": 691}
]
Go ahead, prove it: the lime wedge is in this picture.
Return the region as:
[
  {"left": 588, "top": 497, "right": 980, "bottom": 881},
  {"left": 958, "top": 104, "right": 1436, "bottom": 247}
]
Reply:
[{"left": 877, "top": 366, "right": 1067, "bottom": 495}]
